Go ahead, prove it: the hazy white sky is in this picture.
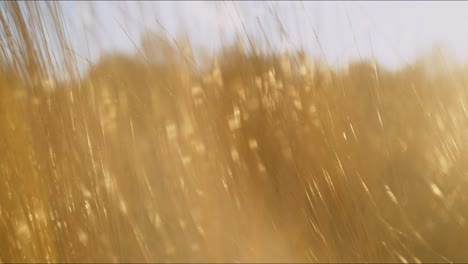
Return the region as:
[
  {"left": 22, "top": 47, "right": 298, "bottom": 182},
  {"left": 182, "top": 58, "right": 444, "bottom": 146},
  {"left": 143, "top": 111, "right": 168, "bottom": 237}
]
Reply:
[{"left": 61, "top": 1, "right": 468, "bottom": 70}]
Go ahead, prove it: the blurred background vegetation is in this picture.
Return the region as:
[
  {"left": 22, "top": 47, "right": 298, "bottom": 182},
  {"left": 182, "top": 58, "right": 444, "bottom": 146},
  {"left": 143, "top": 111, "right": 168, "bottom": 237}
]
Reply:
[{"left": 1, "top": 1, "right": 468, "bottom": 263}]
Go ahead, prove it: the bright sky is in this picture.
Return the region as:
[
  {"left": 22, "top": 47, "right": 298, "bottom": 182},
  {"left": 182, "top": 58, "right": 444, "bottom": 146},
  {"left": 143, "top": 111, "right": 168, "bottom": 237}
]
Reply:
[{"left": 61, "top": 1, "right": 468, "bottom": 71}]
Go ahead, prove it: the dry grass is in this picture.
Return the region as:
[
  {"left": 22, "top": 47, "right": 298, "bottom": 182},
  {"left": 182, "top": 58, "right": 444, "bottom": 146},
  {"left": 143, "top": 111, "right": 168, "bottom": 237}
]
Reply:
[{"left": 1, "top": 2, "right": 468, "bottom": 263}]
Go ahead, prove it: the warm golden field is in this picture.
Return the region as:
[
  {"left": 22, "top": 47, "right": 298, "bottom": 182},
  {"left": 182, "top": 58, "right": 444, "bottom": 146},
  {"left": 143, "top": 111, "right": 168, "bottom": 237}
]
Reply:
[{"left": 1, "top": 2, "right": 468, "bottom": 263}]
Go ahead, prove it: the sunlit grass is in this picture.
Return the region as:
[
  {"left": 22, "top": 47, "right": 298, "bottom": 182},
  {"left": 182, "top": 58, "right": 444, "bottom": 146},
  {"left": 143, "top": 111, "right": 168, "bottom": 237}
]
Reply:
[{"left": 1, "top": 1, "right": 468, "bottom": 263}]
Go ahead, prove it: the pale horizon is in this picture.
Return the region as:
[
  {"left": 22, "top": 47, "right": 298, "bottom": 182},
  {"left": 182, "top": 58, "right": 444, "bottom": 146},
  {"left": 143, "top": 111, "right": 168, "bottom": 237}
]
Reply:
[{"left": 62, "top": 1, "right": 468, "bottom": 72}]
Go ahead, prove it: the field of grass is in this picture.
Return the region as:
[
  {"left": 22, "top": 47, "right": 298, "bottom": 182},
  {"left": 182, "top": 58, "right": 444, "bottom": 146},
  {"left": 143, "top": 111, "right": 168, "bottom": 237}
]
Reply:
[{"left": 1, "top": 2, "right": 468, "bottom": 263}]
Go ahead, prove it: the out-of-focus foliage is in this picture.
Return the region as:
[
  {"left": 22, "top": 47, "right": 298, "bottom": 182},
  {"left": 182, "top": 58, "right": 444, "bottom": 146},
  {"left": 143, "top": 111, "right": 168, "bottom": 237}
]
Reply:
[{"left": 1, "top": 2, "right": 468, "bottom": 263}]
